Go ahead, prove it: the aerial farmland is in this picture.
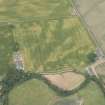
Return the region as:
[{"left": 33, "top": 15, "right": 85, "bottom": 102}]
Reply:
[
  {"left": 0, "top": 0, "right": 105, "bottom": 105},
  {"left": 13, "top": 17, "right": 95, "bottom": 73}
]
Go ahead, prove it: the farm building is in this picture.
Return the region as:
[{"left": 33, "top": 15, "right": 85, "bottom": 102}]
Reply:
[{"left": 13, "top": 51, "right": 24, "bottom": 70}]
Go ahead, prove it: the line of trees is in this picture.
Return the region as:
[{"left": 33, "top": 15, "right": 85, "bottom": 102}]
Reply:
[{"left": 1, "top": 67, "right": 105, "bottom": 105}]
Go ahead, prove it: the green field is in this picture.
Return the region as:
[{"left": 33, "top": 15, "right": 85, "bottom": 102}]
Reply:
[
  {"left": 0, "top": 24, "right": 15, "bottom": 76},
  {"left": 0, "top": 0, "right": 73, "bottom": 21},
  {"left": 55, "top": 81, "right": 105, "bottom": 105},
  {"left": 13, "top": 17, "right": 95, "bottom": 72},
  {"left": 77, "top": 82, "right": 105, "bottom": 105},
  {"left": 8, "top": 79, "right": 105, "bottom": 105},
  {"left": 9, "top": 79, "right": 77, "bottom": 105},
  {"left": 9, "top": 79, "right": 80, "bottom": 105},
  {"left": 9, "top": 79, "right": 57, "bottom": 105}
]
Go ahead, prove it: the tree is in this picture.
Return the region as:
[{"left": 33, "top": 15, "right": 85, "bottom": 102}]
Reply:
[
  {"left": 87, "top": 52, "right": 97, "bottom": 63},
  {"left": 13, "top": 42, "right": 20, "bottom": 52}
]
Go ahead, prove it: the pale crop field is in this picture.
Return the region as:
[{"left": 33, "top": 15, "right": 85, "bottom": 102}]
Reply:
[{"left": 75, "top": 0, "right": 105, "bottom": 54}]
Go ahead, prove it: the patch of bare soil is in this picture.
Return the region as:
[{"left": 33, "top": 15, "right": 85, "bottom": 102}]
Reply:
[{"left": 43, "top": 72, "right": 85, "bottom": 91}]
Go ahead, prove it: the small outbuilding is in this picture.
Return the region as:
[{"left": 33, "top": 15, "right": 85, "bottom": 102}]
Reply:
[{"left": 13, "top": 51, "right": 24, "bottom": 71}]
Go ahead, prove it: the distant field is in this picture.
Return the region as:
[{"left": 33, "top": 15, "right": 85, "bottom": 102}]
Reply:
[
  {"left": 0, "top": 0, "right": 73, "bottom": 21},
  {"left": 0, "top": 25, "right": 15, "bottom": 76},
  {"left": 77, "top": 82, "right": 105, "bottom": 105},
  {"left": 75, "top": 0, "right": 105, "bottom": 54},
  {"left": 14, "top": 17, "right": 95, "bottom": 72}
]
